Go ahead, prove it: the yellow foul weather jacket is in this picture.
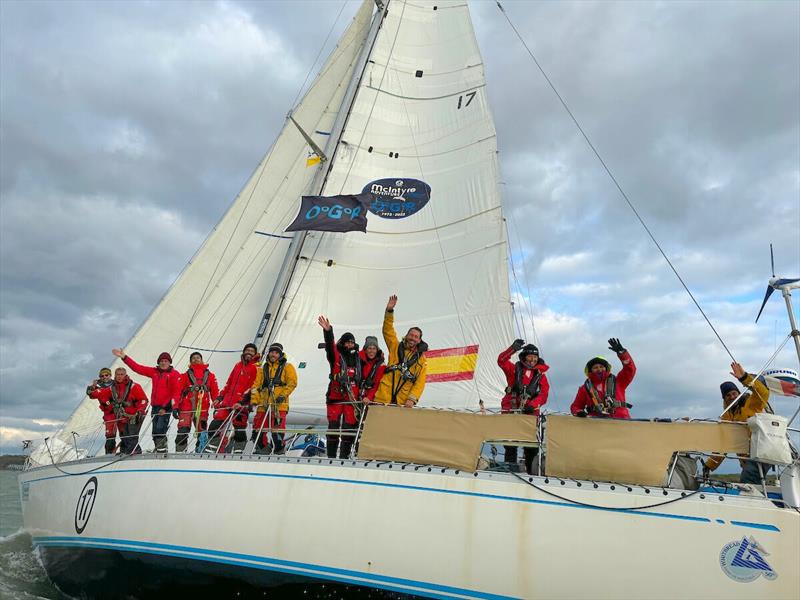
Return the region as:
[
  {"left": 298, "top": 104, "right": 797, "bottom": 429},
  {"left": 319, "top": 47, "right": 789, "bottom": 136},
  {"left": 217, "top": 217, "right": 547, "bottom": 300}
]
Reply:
[
  {"left": 250, "top": 359, "right": 297, "bottom": 413},
  {"left": 705, "top": 373, "right": 770, "bottom": 471},
  {"left": 373, "top": 310, "right": 427, "bottom": 406}
]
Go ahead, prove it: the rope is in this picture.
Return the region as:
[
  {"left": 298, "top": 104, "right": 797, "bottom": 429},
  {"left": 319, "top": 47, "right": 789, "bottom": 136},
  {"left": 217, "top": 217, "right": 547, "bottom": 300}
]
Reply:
[{"left": 495, "top": 0, "right": 736, "bottom": 362}]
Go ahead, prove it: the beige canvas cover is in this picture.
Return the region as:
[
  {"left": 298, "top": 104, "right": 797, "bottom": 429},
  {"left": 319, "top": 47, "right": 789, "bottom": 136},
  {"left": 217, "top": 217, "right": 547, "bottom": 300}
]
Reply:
[
  {"left": 546, "top": 415, "right": 750, "bottom": 486},
  {"left": 357, "top": 406, "right": 538, "bottom": 471}
]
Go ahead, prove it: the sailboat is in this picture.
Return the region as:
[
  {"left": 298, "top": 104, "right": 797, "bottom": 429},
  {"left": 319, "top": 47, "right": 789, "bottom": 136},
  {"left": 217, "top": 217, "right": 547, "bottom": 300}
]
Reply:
[{"left": 18, "top": 1, "right": 800, "bottom": 598}]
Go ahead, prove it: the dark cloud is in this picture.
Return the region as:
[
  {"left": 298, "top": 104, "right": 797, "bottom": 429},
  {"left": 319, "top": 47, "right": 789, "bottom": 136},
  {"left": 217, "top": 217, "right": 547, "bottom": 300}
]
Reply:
[{"left": 1, "top": 0, "right": 798, "bottom": 454}]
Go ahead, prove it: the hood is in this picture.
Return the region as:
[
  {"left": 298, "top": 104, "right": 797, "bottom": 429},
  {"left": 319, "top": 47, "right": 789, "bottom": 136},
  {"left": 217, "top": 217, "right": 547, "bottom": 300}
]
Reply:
[{"left": 584, "top": 356, "right": 613, "bottom": 377}]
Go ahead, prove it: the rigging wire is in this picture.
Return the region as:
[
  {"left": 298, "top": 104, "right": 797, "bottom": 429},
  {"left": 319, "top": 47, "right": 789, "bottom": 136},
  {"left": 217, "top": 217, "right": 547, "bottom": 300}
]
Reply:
[
  {"left": 506, "top": 216, "right": 539, "bottom": 346},
  {"left": 289, "top": 0, "right": 350, "bottom": 110},
  {"left": 495, "top": 1, "right": 736, "bottom": 362}
]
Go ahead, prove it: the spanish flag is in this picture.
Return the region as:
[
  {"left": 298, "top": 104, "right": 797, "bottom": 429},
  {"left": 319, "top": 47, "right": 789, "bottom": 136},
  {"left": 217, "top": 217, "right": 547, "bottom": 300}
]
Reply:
[
  {"left": 306, "top": 152, "right": 321, "bottom": 167},
  {"left": 426, "top": 345, "right": 479, "bottom": 383}
]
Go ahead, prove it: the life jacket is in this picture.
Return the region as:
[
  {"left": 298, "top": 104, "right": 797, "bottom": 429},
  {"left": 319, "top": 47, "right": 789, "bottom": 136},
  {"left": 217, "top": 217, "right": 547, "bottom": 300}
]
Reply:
[
  {"left": 260, "top": 357, "right": 287, "bottom": 395},
  {"left": 330, "top": 351, "right": 361, "bottom": 400},
  {"left": 184, "top": 368, "right": 210, "bottom": 407},
  {"left": 506, "top": 362, "right": 542, "bottom": 409},
  {"left": 583, "top": 375, "right": 626, "bottom": 415},
  {"left": 360, "top": 353, "right": 385, "bottom": 400},
  {"left": 387, "top": 341, "right": 425, "bottom": 404},
  {"left": 110, "top": 379, "right": 134, "bottom": 417}
]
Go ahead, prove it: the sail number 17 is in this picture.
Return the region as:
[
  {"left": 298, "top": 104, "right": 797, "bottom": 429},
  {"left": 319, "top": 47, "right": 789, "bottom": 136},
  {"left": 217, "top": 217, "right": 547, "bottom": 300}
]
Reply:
[{"left": 457, "top": 91, "right": 477, "bottom": 109}]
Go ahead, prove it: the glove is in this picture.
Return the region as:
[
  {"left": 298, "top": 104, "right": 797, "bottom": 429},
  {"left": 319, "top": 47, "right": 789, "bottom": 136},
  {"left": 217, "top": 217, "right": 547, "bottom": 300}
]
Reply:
[
  {"left": 608, "top": 338, "right": 625, "bottom": 355},
  {"left": 576, "top": 410, "right": 588, "bottom": 418},
  {"left": 511, "top": 339, "right": 525, "bottom": 351},
  {"left": 172, "top": 409, "right": 180, "bottom": 419},
  {"left": 276, "top": 395, "right": 285, "bottom": 404}
]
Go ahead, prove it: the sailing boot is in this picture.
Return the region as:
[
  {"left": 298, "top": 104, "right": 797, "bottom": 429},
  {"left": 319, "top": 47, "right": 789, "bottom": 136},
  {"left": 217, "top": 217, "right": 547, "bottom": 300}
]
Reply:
[
  {"left": 339, "top": 422, "right": 356, "bottom": 459},
  {"left": 175, "top": 427, "right": 190, "bottom": 452},
  {"left": 154, "top": 436, "right": 168, "bottom": 454},
  {"left": 105, "top": 438, "right": 116, "bottom": 454},
  {"left": 231, "top": 429, "right": 247, "bottom": 454},
  {"left": 327, "top": 419, "right": 340, "bottom": 458}
]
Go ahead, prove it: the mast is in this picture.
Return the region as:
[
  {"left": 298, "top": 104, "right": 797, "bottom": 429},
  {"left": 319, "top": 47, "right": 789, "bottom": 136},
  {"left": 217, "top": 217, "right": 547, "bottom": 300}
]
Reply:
[{"left": 253, "top": 0, "right": 389, "bottom": 351}]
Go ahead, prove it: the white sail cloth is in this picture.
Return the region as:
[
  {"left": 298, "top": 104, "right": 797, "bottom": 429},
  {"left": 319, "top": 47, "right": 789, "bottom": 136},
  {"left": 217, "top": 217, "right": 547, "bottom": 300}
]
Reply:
[{"left": 39, "top": 0, "right": 515, "bottom": 462}]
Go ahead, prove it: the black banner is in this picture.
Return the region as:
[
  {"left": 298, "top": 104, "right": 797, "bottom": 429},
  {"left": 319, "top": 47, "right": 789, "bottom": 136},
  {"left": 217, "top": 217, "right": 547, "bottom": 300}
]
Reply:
[{"left": 285, "top": 193, "right": 370, "bottom": 233}]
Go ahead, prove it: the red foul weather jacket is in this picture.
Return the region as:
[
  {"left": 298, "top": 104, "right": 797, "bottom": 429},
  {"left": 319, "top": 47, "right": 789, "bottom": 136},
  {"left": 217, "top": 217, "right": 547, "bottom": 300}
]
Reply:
[
  {"left": 571, "top": 351, "right": 636, "bottom": 419},
  {"left": 123, "top": 355, "right": 182, "bottom": 410},
  {"left": 213, "top": 357, "right": 259, "bottom": 421},
  {"left": 90, "top": 377, "right": 149, "bottom": 421},
  {"left": 176, "top": 363, "right": 220, "bottom": 421},
  {"left": 497, "top": 346, "right": 550, "bottom": 414},
  {"left": 323, "top": 329, "right": 361, "bottom": 403},
  {"left": 359, "top": 349, "right": 386, "bottom": 403}
]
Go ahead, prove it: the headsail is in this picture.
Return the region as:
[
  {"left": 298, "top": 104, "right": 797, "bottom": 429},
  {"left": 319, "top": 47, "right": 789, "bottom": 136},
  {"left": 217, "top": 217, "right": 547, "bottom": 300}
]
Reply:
[
  {"left": 271, "top": 0, "right": 513, "bottom": 410},
  {"left": 39, "top": 1, "right": 376, "bottom": 459}
]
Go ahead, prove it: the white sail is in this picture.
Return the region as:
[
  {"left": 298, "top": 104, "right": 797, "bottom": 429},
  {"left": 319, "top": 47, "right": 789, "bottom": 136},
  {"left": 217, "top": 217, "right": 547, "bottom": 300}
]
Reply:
[
  {"left": 36, "top": 0, "right": 376, "bottom": 460},
  {"left": 273, "top": 0, "right": 513, "bottom": 410}
]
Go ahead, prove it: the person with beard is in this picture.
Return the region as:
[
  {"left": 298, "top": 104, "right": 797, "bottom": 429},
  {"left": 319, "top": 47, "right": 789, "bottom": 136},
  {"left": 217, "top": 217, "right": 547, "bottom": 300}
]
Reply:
[
  {"left": 571, "top": 338, "right": 636, "bottom": 419},
  {"left": 87, "top": 367, "right": 117, "bottom": 454},
  {"left": 205, "top": 343, "right": 259, "bottom": 454},
  {"left": 319, "top": 315, "right": 363, "bottom": 458},
  {"left": 112, "top": 348, "right": 182, "bottom": 453},
  {"left": 704, "top": 362, "right": 771, "bottom": 484},
  {"left": 250, "top": 342, "right": 297, "bottom": 454},
  {"left": 89, "top": 367, "right": 149, "bottom": 454},
  {"left": 374, "top": 295, "right": 428, "bottom": 408},
  {"left": 497, "top": 340, "right": 550, "bottom": 473},
  {"left": 174, "top": 352, "right": 220, "bottom": 452}
]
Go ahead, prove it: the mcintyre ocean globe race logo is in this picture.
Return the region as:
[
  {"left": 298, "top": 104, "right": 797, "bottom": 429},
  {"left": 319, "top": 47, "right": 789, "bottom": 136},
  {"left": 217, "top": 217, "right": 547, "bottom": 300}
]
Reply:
[{"left": 363, "top": 178, "right": 431, "bottom": 219}]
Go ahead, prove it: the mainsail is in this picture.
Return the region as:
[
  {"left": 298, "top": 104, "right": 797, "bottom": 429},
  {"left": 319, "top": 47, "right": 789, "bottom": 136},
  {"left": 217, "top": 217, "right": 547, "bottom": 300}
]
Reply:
[{"left": 41, "top": 0, "right": 513, "bottom": 460}]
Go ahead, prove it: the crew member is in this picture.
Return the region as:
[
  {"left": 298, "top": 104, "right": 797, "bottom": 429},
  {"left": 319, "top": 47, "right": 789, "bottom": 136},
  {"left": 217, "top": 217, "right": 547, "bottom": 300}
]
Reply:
[
  {"left": 497, "top": 339, "right": 550, "bottom": 473},
  {"left": 319, "top": 315, "right": 362, "bottom": 458},
  {"left": 112, "top": 348, "right": 182, "bottom": 453},
  {"left": 87, "top": 367, "right": 116, "bottom": 454},
  {"left": 89, "top": 367, "right": 148, "bottom": 454},
  {"left": 571, "top": 338, "right": 636, "bottom": 419},
  {"left": 359, "top": 335, "right": 386, "bottom": 404},
  {"left": 205, "top": 343, "right": 259, "bottom": 454},
  {"left": 251, "top": 342, "right": 297, "bottom": 454},
  {"left": 373, "top": 295, "right": 427, "bottom": 408},
  {"left": 704, "top": 362, "right": 771, "bottom": 484},
  {"left": 175, "top": 352, "right": 220, "bottom": 452}
]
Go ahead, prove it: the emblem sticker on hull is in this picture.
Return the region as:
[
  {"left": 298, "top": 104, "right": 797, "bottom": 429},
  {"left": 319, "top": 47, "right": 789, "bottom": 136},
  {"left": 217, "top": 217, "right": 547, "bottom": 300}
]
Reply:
[
  {"left": 363, "top": 178, "right": 431, "bottom": 219},
  {"left": 75, "top": 476, "right": 98, "bottom": 534},
  {"left": 719, "top": 536, "right": 777, "bottom": 582}
]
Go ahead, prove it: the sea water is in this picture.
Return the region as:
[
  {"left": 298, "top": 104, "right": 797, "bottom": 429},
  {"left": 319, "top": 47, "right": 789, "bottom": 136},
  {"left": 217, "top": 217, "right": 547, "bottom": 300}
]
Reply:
[{"left": 0, "top": 470, "right": 405, "bottom": 599}]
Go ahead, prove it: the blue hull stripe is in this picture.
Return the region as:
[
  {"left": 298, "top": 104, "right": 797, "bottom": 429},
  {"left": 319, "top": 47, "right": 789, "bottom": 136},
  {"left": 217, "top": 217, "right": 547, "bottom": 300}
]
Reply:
[
  {"left": 33, "top": 536, "right": 511, "bottom": 600},
  {"left": 25, "top": 467, "right": 781, "bottom": 532}
]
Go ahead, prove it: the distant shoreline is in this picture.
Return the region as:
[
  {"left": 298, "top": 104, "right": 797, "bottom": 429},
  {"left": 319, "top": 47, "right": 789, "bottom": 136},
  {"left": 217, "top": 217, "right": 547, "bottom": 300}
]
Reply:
[{"left": 0, "top": 455, "right": 26, "bottom": 469}]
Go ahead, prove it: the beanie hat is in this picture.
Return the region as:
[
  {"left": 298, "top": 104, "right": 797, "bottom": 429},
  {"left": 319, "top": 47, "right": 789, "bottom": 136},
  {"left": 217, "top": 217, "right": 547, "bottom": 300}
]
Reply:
[
  {"left": 189, "top": 351, "right": 203, "bottom": 362},
  {"left": 519, "top": 344, "right": 539, "bottom": 361},
  {"left": 267, "top": 342, "right": 283, "bottom": 354},
  {"left": 339, "top": 332, "right": 356, "bottom": 344},
  {"left": 364, "top": 335, "right": 379, "bottom": 350},
  {"left": 584, "top": 356, "right": 612, "bottom": 376},
  {"left": 243, "top": 343, "right": 258, "bottom": 353},
  {"left": 720, "top": 381, "right": 739, "bottom": 397},
  {"left": 157, "top": 352, "right": 172, "bottom": 364},
  {"left": 98, "top": 367, "right": 112, "bottom": 376}
]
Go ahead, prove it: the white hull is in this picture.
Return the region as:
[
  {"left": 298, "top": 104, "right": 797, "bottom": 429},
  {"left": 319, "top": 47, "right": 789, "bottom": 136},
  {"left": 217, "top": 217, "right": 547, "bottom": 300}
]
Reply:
[{"left": 19, "top": 454, "right": 799, "bottom": 599}]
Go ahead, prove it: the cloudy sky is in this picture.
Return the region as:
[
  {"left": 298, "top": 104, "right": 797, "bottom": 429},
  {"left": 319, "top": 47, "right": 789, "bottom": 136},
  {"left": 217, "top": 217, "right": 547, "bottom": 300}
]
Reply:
[{"left": 1, "top": 0, "right": 798, "bottom": 459}]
